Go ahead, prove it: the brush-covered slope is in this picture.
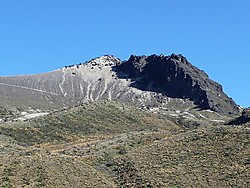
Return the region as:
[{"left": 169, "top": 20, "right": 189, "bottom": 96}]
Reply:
[
  {"left": 0, "top": 101, "right": 248, "bottom": 187},
  {"left": 0, "top": 54, "right": 240, "bottom": 114},
  {"left": 0, "top": 101, "right": 180, "bottom": 187},
  {"left": 107, "top": 126, "right": 250, "bottom": 187}
]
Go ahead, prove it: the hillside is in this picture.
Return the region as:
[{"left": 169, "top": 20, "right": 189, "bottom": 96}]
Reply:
[
  {"left": 0, "top": 53, "right": 248, "bottom": 187},
  {"left": 0, "top": 101, "right": 249, "bottom": 187},
  {"left": 0, "top": 101, "right": 180, "bottom": 187},
  {"left": 109, "top": 126, "right": 250, "bottom": 187}
]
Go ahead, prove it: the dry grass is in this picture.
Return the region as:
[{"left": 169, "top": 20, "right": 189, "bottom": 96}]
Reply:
[
  {"left": 0, "top": 101, "right": 249, "bottom": 187},
  {"left": 107, "top": 126, "right": 250, "bottom": 187}
]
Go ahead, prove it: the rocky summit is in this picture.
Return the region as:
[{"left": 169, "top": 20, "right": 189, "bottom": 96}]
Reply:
[
  {"left": 0, "top": 53, "right": 239, "bottom": 115},
  {"left": 116, "top": 54, "right": 239, "bottom": 114}
]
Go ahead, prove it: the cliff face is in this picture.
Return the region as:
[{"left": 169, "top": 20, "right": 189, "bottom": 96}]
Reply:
[
  {"left": 116, "top": 54, "right": 239, "bottom": 114},
  {"left": 0, "top": 54, "right": 240, "bottom": 114}
]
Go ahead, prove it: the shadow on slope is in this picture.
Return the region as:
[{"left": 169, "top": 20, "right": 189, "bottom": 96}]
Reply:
[{"left": 113, "top": 54, "right": 239, "bottom": 115}]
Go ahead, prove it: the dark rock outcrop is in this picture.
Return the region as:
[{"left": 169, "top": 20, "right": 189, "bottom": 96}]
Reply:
[
  {"left": 227, "top": 108, "right": 250, "bottom": 125},
  {"left": 243, "top": 108, "right": 250, "bottom": 117},
  {"left": 115, "top": 54, "right": 239, "bottom": 114}
]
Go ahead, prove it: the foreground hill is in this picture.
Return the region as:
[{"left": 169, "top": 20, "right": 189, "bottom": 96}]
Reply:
[
  {"left": 0, "top": 101, "right": 180, "bottom": 187},
  {"left": 111, "top": 126, "right": 250, "bottom": 187},
  {"left": 0, "top": 101, "right": 249, "bottom": 187}
]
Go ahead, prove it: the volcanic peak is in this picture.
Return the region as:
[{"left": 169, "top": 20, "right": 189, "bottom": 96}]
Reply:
[
  {"left": 116, "top": 53, "right": 239, "bottom": 114},
  {"left": 0, "top": 53, "right": 240, "bottom": 115}
]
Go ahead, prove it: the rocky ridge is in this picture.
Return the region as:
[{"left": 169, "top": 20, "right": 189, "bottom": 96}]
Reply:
[
  {"left": 227, "top": 108, "right": 250, "bottom": 125},
  {"left": 0, "top": 54, "right": 240, "bottom": 116},
  {"left": 116, "top": 54, "right": 239, "bottom": 114}
]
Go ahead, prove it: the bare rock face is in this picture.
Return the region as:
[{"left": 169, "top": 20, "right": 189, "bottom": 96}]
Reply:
[
  {"left": 0, "top": 54, "right": 240, "bottom": 115},
  {"left": 116, "top": 54, "right": 239, "bottom": 114},
  {"left": 227, "top": 108, "right": 250, "bottom": 125},
  {"left": 242, "top": 108, "right": 250, "bottom": 118}
]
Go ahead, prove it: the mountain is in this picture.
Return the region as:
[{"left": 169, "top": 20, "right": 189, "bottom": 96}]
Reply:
[
  {"left": 0, "top": 54, "right": 249, "bottom": 187},
  {"left": 0, "top": 54, "right": 240, "bottom": 115}
]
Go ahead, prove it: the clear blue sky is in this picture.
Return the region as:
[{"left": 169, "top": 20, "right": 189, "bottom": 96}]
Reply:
[{"left": 0, "top": 0, "right": 249, "bottom": 107}]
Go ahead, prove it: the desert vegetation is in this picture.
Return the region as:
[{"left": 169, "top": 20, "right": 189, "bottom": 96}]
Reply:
[{"left": 0, "top": 101, "right": 249, "bottom": 187}]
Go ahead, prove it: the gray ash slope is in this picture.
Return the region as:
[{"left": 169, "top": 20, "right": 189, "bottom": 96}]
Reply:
[{"left": 0, "top": 54, "right": 239, "bottom": 114}]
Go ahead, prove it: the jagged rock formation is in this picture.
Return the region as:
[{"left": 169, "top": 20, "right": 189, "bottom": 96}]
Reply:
[
  {"left": 116, "top": 54, "right": 239, "bottom": 114},
  {"left": 227, "top": 108, "right": 250, "bottom": 125},
  {"left": 0, "top": 54, "right": 240, "bottom": 114}
]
